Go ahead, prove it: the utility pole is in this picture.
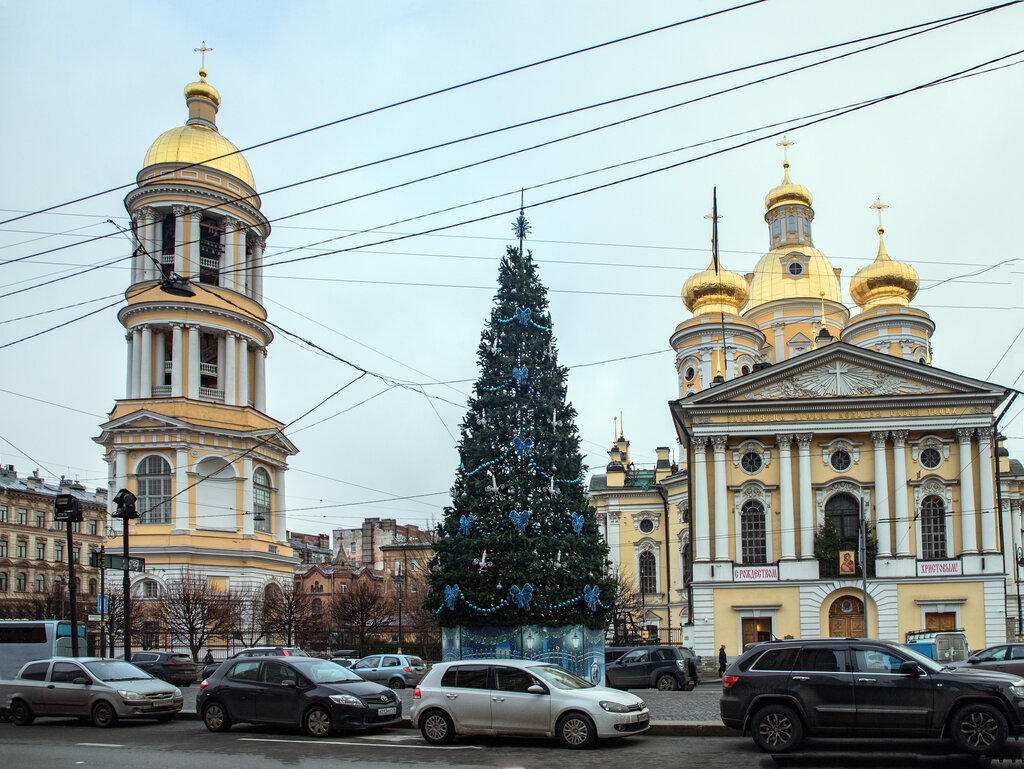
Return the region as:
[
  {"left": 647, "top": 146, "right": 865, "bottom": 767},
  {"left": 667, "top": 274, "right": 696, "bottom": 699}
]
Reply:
[
  {"left": 54, "top": 494, "right": 83, "bottom": 656},
  {"left": 112, "top": 489, "right": 137, "bottom": 661},
  {"left": 99, "top": 545, "right": 107, "bottom": 657},
  {"left": 861, "top": 498, "right": 869, "bottom": 637}
]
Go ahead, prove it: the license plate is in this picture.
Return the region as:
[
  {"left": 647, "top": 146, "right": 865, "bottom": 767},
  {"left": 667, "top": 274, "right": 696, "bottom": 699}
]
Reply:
[
  {"left": 637, "top": 713, "right": 649, "bottom": 723},
  {"left": 378, "top": 707, "right": 397, "bottom": 716}
]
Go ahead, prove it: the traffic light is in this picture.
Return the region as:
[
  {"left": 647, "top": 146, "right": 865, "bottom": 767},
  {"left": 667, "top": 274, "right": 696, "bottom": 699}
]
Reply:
[
  {"left": 112, "top": 488, "right": 138, "bottom": 519},
  {"left": 54, "top": 493, "right": 84, "bottom": 522}
]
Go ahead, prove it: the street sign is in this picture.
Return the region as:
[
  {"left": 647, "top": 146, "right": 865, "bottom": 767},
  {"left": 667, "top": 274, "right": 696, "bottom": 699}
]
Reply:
[
  {"left": 87, "top": 614, "right": 100, "bottom": 622},
  {"left": 98, "top": 594, "right": 108, "bottom": 613},
  {"left": 101, "top": 553, "right": 145, "bottom": 572}
]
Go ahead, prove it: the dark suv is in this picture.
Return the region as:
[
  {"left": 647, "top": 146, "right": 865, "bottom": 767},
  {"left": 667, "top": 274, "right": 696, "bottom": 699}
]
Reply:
[
  {"left": 200, "top": 647, "right": 310, "bottom": 681},
  {"left": 130, "top": 651, "right": 197, "bottom": 686},
  {"left": 721, "top": 638, "right": 1024, "bottom": 755},
  {"left": 605, "top": 646, "right": 698, "bottom": 691}
]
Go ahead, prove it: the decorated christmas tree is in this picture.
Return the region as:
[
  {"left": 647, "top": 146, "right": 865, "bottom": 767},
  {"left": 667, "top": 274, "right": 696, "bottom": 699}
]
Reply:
[{"left": 425, "top": 211, "right": 615, "bottom": 677}]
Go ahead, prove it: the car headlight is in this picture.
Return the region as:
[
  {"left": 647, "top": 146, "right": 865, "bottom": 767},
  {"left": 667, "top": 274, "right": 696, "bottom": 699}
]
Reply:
[
  {"left": 329, "top": 694, "right": 362, "bottom": 707},
  {"left": 1011, "top": 685, "right": 1024, "bottom": 699},
  {"left": 118, "top": 690, "right": 145, "bottom": 701},
  {"left": 600, "top": 700, "right": 633, "bottom": 713}
]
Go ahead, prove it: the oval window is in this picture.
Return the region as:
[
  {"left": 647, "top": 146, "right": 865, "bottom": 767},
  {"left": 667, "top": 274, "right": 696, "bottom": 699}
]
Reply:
[
  {"left": 639, "top": 519, "right": 655, "bottom": 534},
  {"left": 741, "top": 451, "right": 763, "bottom": 474},
  {"left": 830, "top": 449, "right": 852, "bottom": 472},
  {"left": 920, "top": 447, "right": 941, "bottom": 469},
  {"left": 788, "top": 261, "right": 804, "bottom": 277}
]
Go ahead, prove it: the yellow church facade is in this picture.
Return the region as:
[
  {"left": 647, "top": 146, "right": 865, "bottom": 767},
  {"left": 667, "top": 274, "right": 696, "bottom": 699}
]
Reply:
[{"left": 94, "top": 63, "right": 298, "bottom": 614}]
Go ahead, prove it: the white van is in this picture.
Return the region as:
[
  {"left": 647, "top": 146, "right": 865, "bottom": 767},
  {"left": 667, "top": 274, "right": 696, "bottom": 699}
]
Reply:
[{"left": 0, "top": 621, "right": 86, "bottom": 680}]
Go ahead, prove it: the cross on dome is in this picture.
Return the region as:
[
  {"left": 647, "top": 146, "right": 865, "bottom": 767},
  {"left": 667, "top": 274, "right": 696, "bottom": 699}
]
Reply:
[
  {"left": 194, "top": 41, "right": 213, "bottom": 78},
  {"left": 870, "top": 197, "right": 889, "bottom": 232},
  {"left": 777, "top": 135, "right": 794, "bottom": 167}
]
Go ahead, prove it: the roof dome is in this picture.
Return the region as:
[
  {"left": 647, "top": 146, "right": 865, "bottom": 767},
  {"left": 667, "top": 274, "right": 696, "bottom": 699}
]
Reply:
[
  {"left": 747, "top": 245, "right": 841, "bottom": 308},
  {"left": 140, "top": 68, "right": 255, "bottom": 190},
  {"left": 683, "top": 257, "right": 750, "bottom": 316},
  {"left": 849, "top": 226, "right": 919, "bottom": 309},
  {"left": 765, "top": 161, "right": 812, "bottom": 212}
]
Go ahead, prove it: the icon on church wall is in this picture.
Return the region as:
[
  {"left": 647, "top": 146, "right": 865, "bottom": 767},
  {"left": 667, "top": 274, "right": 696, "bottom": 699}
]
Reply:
[{"left": 839, "top": 550, "right": 856, "bottom": 575}]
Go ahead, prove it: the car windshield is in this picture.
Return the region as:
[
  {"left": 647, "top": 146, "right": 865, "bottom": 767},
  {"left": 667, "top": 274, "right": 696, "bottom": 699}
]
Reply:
[
  {"left": 291, "top": 658, "right": 362, "bottom": 683},
  {"left": 531, "top": 664, "right": 594, "bottom": 690},
  {"left": 899, "top": 645, "right": 944, "bottom": 673},
  {"left": 83, "top": 660, "right": 152, "bottom": 681}
]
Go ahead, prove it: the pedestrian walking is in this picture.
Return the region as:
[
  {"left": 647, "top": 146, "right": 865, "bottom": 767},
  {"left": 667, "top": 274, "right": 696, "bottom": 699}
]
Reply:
[
  {"left": 203, "top": 649, "right": 214, "bottom": 664},
  {"left": 718, "top": 644, "right": 728, "bottom": 677}
]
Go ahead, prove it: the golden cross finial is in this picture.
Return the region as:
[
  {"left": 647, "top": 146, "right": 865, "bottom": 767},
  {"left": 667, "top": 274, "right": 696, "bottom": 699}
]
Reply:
[
  {"left": 195, "top": 41, "right": 213, "bottom": 74},
  {"left": 777, "top": 135, "right": 794, "bottom": 165},
  {"left": 870, "top": 197, "right": 889, "bottom": 231},
  {"left": 704, "top": 209, "right": 723, "bottom": 222}
]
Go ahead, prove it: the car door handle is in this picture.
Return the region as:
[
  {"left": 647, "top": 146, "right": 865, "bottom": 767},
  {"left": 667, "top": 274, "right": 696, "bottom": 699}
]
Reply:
[
  {"left": 857, "top": 678, "right": 876, "bottom": 683},
  {"left": 492, "top": 696, "right": 505, "bottom": 702},
  {"left": 792, "top": 676, "right": 810, "bottom": 681},
  {"left": 445, "top": 693, "right": 458, "bottom": 700},
  {"left": 47, "top": 684, "right": 55, "bottom": 689}
]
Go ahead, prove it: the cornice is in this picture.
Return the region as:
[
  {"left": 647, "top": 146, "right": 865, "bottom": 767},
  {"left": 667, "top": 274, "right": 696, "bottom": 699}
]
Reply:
[{"left": 118, "top": 300, "right": 272, "bottom": 345}]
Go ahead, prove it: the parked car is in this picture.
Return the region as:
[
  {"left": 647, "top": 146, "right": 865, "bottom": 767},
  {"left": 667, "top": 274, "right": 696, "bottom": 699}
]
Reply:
[
  {"left": 197, "top": 655, "right": 401, "bottom": 737},
  {"left": 720, "top": 637, "right": 1024, "bottom": 755},
  {"left": 904, "top": 630, "right": 970, "bottom": 663},
  {"left": 329, "top": 650, "right": 360, "bottom": 668},
  {"left": 410, "top": 658, "right": 649, "bottom": 748},
  {"left": 130, "top": 651, "right": 197, "bottom": 686},
  {"left": 200, "top": 646, "right": 310, "bottom": 681},
  {"left": 948, "top": 643, "right": 1024, "bottom": 677},
  {"left": 604, "top": 645, "right": 697, "bottom": 691},
  {"left": 1, "top": 657, "right": 183, "bottom": 727},
  {"left": 350, "top": 654, "right": 427, "bottom": 689}
]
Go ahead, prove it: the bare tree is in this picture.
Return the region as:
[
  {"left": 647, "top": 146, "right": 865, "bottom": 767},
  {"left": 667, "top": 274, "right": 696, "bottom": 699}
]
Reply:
[
  {"left": 331, "top": 579, "right": 393, "bottom": 651},
  {"left": 264, "top": 579, "right": 312, "bottom": 646},
  {"left": 609, "top": 572, "right": 643, "bottom": 645},
  {"left": 229, "top": 584, "right": 268, "bottom": 648},
  {"left": 159, "top": 569, "right": 232, "bottom": 661}
]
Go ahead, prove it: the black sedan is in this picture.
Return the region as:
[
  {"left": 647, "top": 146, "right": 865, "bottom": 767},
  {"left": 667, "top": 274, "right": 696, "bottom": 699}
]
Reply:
[{"left": 197, "top": 656, "right": 401, "bottom": 737}]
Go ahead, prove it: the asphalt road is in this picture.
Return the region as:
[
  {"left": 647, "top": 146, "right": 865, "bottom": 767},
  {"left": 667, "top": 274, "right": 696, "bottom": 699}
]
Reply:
[{"left": 6, "top": 718, "right": 1024, "bottom": 769}]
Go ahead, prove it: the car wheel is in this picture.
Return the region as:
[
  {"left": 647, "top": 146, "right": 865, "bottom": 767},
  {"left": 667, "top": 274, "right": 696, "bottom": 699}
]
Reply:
[
  {"left": 951, "top": 703, "right": 1008, "bottom": 754},
  {"left": 202, "top": 701, "right": 232, "bottom": 732},
  {"left": 557, "top": 711, "right": 597, "bottom": 749},
  {"left": 388, "top": 677, "right": 406, "bottom": 690},
  {"left": 750, "top": 704, "right": 803, "bottom": 753},
  {"left": 304, "top": 706, "right": 332, "bottom": 738},
  {"left": 92, "top": 701, "right": 119, "bottom": 728},
  {"left": 10, "top": 700, "right": 34, "bottom": 726},
  {"left": 655, "top": 674, "right": 679, "bottom": 692},
  {"left": 420, "top": 709, "right": 455, "bottom": 745}
]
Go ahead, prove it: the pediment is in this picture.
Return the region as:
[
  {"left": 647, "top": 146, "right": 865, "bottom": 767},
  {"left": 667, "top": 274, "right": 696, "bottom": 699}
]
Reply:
[{"left": 99, "top": 410, "right": 189, "bottom": 432}]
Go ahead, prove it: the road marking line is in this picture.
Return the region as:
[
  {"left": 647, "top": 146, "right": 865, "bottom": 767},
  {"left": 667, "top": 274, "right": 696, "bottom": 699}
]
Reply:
[
  {"left": 237, "top": 737, "right": 482, "bottom": 750},
  {"left": 75, "top": 743, "right": 124, "bottom": 748}
]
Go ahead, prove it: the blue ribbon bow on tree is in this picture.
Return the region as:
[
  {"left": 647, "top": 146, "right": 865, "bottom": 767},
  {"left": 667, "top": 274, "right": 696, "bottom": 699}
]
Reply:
[
  {"left": 513, "top": 436, "right": 533, "bottom": 456},
  {"left": 444, "top": 585, "right": 460, "bottom": 609},
  {"left": 459, "top": 514, "right": 476, "bottom": 535},
  {"left": 514, "top": 307, "right": 531, "bottom": 325},
  {"left": 510, "top": 583, "right": 533, "bottom": 609},
  {"left": 584, "top": 585, "right": 600, "bottom": 611},
  {"left": 571, "top": 512, "right": 584, "bottom": 535},
  {"left": 509, "top": 509, "right": 531, "bottom": 531},
  {"left": 512, "top": 366, "right": 529, "bottom": 384}
]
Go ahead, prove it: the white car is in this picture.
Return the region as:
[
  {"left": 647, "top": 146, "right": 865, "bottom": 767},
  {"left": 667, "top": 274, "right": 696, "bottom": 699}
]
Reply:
[{"left": 410, "top": 658, "right": 650, "bottom": 748}]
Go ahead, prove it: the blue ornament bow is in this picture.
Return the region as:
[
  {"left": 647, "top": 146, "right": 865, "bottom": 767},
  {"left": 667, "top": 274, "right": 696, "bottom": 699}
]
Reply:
[
  {"left": 571, "top": 512, "right": 584, "bottom": 535},
  {"left": 514, "top": 307, "right": 531, "bottom": 326},
  {"left": 512, "top": 366, "right": 529, "bottom": 384},
  {"left": 509, "top": 509, "right": 531, "bottom": 531},
  {"left": 444, "top": 585, "right": 460, "bottom": 609},
  {"left": 459, "top": 514, "right": 476, "bottom": 535},
  {"left": 510, "top": 583, "right": 533, "bottom": 609},
  {"left": 513, "top": 436, "right": 533, "bottom": 457},
  {"left": 584, "top": 584, "right": 600, "bottom": 611}
]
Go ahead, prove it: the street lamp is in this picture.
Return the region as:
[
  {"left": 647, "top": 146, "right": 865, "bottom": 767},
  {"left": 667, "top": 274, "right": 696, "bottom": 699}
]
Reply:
[
  {"left": 112, "top": 488, "right": 137, "bottom": 661},
  {"left": 394, "top": 572, "right": 403, "bottom": 654},
  {"left": 1016, "top": 547, "right": 1023, "bottom": 639}
]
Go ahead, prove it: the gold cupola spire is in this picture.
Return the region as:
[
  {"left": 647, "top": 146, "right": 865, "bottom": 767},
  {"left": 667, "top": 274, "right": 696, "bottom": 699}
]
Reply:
[
  {"left": 764, "top": 135, "right": 813, "bottom": 212},
  {"left": 185, "top": 41, "right": 221, "bottom": 127},
  {"left": 683, "top": 197, "right": 749, "bottom": 317},
  {"left": 849, "top": 198, "right": 919, "bottom": 309}
]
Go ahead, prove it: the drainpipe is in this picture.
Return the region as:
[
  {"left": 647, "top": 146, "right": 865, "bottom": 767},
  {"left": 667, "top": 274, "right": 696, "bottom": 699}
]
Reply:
[{"left": 657, "top": 483, "right": 671, "bottom": 643}]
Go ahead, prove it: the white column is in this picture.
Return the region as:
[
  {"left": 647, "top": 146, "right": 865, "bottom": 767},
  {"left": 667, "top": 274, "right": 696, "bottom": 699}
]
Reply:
[
  {"left": 146, "top": 208, "right": 160, "bottom": 280},
  {"left": 154, "top": 330, "right": 166, "bottom": 391},
  {"left": 957, "top": 428, "right": 978, "bottom": 554},
  {"left": 171, "top": 324, "right": 183, "bottom": 397},
  {"left": 238, "top": 342, "right": 250, "bottom": 407},
  {"left": 188, "top": 210, "right": 203, "bottom": 281},
  {"left": 255, "top": 347, "right": 267, "bottom": 412},
  {"left": 693, "top": 437, "right": 710, "bottom": 561},
  {"left": 172, "top": 205, "right": 186, "bottom": 277},
  {"left": 796, "top": 433, "right": 814, "bottom": 559},
  {"left": 224, "top": 217, "right": 240, "bottom": 292},
  {"left": 242, "top": 457, "right": 254, "bottom": 536},
  {"left": 872, "top": 431, "right": 892, "bottom": 557},
  {"left": 174, "top": 448, "right": 189, "bottom": 531},
  {"left": 777, "top": 434, "right": 795, "bottom": 560},
  {"left": 606, "top": 511, "right": 621, "bottom": 573},
  {"left": 140, "top": 326, "right": 153, "bottom": 398},
  {"left": 187, "top": 325, "right": 200, "bottom": 399},
  {"left": 274, "top": 468, "right": 287, "bottom": 542},
  {"left": 892, "top": 430, "right": 910, "bottom": 557},
  {"left": 114, "top": 451, "right": 129, "bottom": 507},
  {"left": 712, "top": 435, "right": 729, "bottom": 562},
  {"left": 125, "top": 333, "right": 134, "bottom": 398},
  {"left": 252, "top": 235, "right": 265, "bottom": 303},
  {"left": 978, "top": 427, "right": 998, "bottom": 552},
  {"left": 130, "top": 328, "right": 142, "bottom": 398},
  {"left": 217, "top": 336, "right": 225, "bottom": 394},
  {"left": 131, "top": 211, "right": 143, "bottom": 284},
  {"left": 225, "top": 333, "right": 237, "bottom": 406}
]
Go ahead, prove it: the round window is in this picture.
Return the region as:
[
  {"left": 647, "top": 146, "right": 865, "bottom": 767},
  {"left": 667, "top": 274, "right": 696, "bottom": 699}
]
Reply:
[
  {"left": 787, "top": 261, "right": 804, "bottom": 277},
  {"left": 639, "top": 519, "right": 655, "bottom": 534},
  {"left": 741, "top": 365, "right": 751, "bottom": 375},
  {"left": 920, "top": 447, "right": 941, "bottom": 469},
  {"left": 684, "top": 366, "right": 696, "bottom": 382},
  {"left": 830, "top": 449, "right": 852, "bottom": 472},
  {"left": 740, "top": 451, "right": 763, "bottom": 474}
]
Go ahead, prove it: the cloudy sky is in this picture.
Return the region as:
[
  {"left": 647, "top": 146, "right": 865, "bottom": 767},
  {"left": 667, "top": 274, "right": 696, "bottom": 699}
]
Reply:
[{"left": 1, "top": 0, "right": 1022, "bottom": 537}]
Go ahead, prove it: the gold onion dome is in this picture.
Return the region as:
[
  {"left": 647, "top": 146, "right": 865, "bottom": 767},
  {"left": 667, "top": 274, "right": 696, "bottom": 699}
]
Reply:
[
  {"left": 849, "top": 226, "right": 919, "bottom": 309},
  {"left": 141, "top": 67, "right": 255, "bottom": 190},
  {"left": 683, "top": 257, "right": 750, "bottom": 316},
  {"left": 765, "top": 161, "right": 813, "bottom": 211}
]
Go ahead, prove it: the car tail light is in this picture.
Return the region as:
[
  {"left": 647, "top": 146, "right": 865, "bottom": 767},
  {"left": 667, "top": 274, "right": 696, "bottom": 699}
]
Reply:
[
  {"left": 722, "top": 675, "right": 739, "bottom": 689},
  {"left": 413, "top": 687, "right": 421, "bottom": 699},
  {"left": 199, "top": 679, "right": 209, "bottom": 690},
  {"left": 403, "top": 666, "right": 412, "bottom": 673}
]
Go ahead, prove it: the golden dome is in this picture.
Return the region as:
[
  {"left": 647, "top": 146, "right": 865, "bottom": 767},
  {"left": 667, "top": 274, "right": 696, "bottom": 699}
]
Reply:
[
  {"left": 746, "top": 245, "right": 841, "bottom": 309},
  {"left": 765, "top": 161, "right": 812, "bottom": 212},
  {"left": 849, "top": 227, "right": 919, "bottom": 309},
  {"left": 683, "top": 257, "right": 750, "bottom": 316},
  {"left": 184, "top": 68, "right": 221, "bottom": 107}
]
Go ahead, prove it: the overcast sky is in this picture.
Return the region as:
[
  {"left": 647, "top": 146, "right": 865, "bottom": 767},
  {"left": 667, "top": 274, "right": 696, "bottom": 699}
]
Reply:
[{"left": 2, "top": 0, "right": 1022, "bottom": 538}]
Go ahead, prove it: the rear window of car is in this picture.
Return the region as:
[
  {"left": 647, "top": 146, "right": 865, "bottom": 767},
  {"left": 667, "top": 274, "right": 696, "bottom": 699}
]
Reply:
[
  {"left": 794, "top": 647, "right": 846, "bottom": 672},
  {"left": 229, "top": 660, "right": 262, "bottom": 681},
  {"left": 750, "top": 647, "right": 799, "bottom": 672},
  {"left": 440, "top": 664, "right": 489, "bottom": 689},
  {"left": 383, "top": 656, "right": 401, "bottom": 667},
  {"left": 20, "top": 661, "right": 49, "bottom": 680},
  {"left": 169, "top": 654, "right": 192, "bottom": 663},
  {"left": 132, "top": 652, "right": 157, "bottom": 662},
  {"left": 408, "top": 657, "right": 425, "bottom": 667},
  {"left": 652, "top": 649, "right": 677, "bottom": 661}
]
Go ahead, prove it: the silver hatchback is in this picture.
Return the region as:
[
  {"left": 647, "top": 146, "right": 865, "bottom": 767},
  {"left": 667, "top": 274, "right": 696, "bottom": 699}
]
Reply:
[{"left": 350, "top": 654, "right": 426, "bottom": 689}]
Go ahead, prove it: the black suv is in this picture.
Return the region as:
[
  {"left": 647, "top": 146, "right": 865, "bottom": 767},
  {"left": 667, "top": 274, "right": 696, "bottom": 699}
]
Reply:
[
  {"left": 200, "top": 646, "right": 310, "bottom": 681},
  {"left": 130, "top": 651, "right": 197, "bottom": 686},
  {"left": 605, "top": 645, "right": 698, "bottom": 691},
  {"left": 721, "top": 638, "right": 1024, "bottom": 755}
]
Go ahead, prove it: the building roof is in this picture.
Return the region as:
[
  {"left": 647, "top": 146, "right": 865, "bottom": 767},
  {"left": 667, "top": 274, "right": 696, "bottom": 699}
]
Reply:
[{"left": 0, "top": 465, "right": 106, "bottom": 508}]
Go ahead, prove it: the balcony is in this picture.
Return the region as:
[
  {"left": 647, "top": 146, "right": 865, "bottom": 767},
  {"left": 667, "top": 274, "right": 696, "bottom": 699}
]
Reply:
[
  {"left": 200, "top": 362, "right": 217, "bottom": 377},
  {"left": 152, "top": 385, "right": 171, "bottom": 397},
  {"left": 199, "top": 387, "right": 225, "bottom": 403}
]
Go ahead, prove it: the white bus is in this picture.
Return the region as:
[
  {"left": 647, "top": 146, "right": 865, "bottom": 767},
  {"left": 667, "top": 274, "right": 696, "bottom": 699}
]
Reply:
[{"left": 0, "top": 620, "right": 87, "bottom": 680}]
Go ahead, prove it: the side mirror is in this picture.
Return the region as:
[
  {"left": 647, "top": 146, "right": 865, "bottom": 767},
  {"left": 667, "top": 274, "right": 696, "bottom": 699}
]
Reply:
[
  {"left": 526, "top": 684, "right": 546, "bottom": 695},
  {"left": 899, "top": 661, "right": 922, "bottom": 677},
  {"left": 72, "top": 677, "right": 91, "bottom": 686},
  {"left": 281, "top": 679, "right": 297, "bottom": 688},
  {"left": 967, "top": 657, "right": 980, "bottom": 665}
]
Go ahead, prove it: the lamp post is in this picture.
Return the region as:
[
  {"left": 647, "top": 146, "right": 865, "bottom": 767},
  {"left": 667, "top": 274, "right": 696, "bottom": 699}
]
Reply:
[
  {"left": 1016, "top": 547, "right": 1023, "bottom": 639},
  {"left": 54, "top": 494, "right": 83, "bottom": 656},
  {"left": 394, "top": 573, "right": 403, "bottom": 654},
  {"left": 112, "top": 489, "right": 137, "bottom": 661}
]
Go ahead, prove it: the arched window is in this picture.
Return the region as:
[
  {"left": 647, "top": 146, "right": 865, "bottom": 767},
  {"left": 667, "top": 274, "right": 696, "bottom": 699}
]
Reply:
[
  {"left": 88, "top": 579, "right": 97, "bottom": 596},
  {"left": 920, "top": 495, "right": 946, "bottom": 560},
  {"left": 802, "top": 214, "right": 811, "bottom": 240},
  {"left": 16, "top": 572, "right": 27, "bottom": 591},
  {"left": 199, "top": 217, "right": 224, "bottom": 286},
  {"left": 638, "top": 551, "right": 657, "bottom": 595},
  {"left": 253, "top": 467, "right": 272, "bottom": 533},
  {"left": 787, "top": 214, "right": 797, "bottom": 237},
  {"left": 825, "top": 493, "right": 861, "bottom": 550},
  {"left": 0, "top": 573, "right": 7, "bottom": 592},
  {"left": 35, "top": 574, "right": 45, "bottom": 593},
  {"left": 771, "top": 217, "right": 781, "bottom": 243},
  {"left": 137, "top": 455, "right": 172, "bottom": 524},
  {"left": 741, "top": 500, "right": 767, "bottom": 564}
]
